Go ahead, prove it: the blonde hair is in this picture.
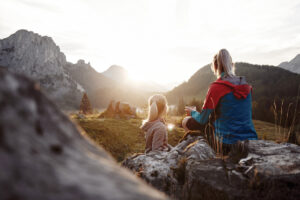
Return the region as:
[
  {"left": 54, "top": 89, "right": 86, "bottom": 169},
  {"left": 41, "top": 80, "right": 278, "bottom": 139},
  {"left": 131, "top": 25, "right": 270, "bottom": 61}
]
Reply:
[
  {"left": 145, "top": 94, "right": 168, "bottom": 122},
  {"left": 211, "top": 49, "right": 235, "bottom": 78}
]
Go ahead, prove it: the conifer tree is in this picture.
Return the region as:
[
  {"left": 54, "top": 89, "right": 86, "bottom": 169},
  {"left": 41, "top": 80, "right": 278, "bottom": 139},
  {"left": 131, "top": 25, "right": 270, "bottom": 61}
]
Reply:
[
  {"left": 177, "top": 96, "right": 185, "bottom": 115},
  {"left": 79, "top": 93, "right": 93, "bottom": 115},
  {"left": 188, "top": 98, "right": 203, "bottom": 112}
]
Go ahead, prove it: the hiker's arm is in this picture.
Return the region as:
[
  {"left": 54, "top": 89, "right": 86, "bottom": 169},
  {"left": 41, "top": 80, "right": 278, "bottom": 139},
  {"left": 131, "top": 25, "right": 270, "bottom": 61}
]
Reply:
[
  {"left": 190, "top": 83, "right": 219, "bottom": 125},
  {"left": 191, "top": 109, "right": 213, "bottom": 125}
]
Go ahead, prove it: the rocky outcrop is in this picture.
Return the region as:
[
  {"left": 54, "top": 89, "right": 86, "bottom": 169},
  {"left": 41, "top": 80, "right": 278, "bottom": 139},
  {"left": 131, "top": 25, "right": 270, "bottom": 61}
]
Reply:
[
  {"left": 123, "top": 135, "right": 300, "bottom": 200},
  {"left": 0, "top": 69, "right": 167, "bottom": 200},
  {"left": 99, "top": 100, "right": 137, "bottom": 119},
  {"left": 0, "top": 30, "right": 84, "bottom": 109},
  {"left": 279, "top": 54, "right": 300, "bottom": 74}
]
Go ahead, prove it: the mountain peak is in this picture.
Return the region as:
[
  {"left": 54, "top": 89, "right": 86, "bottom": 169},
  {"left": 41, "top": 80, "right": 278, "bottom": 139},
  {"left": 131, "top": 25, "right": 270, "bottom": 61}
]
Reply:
[
  {"left": 76, "top": 59, "right": 91, "bottom": 66},
  {"left": 14, "top": 29, "right": 34, "bottom": 35},
  {"left": 13, "top": 29, "right": 36, "bottom": 37},
  {"left": 102, "top": 65, "right": 128, "bottom": 81},
  {"left": 0, "top": 29, "right": 83, "bottom": 109},
  {"left": 8, "top": 29, "right": 55, "bottom": 45},
  {"left": 278, "top": 54, "right": 300, "bottom": 74},
  {"left": 105, "top": 65, "right": 127, "bottom": 73},
  {"left": 291, "top": 54, "right": 300, "bottom": 62},
  {"left": 0, "top": 29, "right": 66, "bottom": 78}
]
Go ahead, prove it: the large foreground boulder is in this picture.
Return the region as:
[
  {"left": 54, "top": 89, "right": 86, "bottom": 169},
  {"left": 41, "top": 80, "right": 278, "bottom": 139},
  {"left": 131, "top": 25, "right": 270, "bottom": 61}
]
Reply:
[
  {"left": 0, "top": 69, "right": 167, "bottom": 200},
  {"left": 123, "top": 135, "right": 300, "bottom": 199}
]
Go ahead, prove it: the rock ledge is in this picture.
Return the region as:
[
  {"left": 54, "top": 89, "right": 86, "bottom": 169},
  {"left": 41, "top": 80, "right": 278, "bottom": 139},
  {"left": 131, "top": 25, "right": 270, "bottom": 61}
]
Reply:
[{"left": 123, "top": 135, "right": 300, "bottom": 200}]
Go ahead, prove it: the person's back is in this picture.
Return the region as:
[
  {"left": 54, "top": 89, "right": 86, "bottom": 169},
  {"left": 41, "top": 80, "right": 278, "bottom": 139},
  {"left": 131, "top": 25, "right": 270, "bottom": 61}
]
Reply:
[
  {"left": 213, "top": 75, "right": 257, "bottom": 144},
  {"left": 141, "top": 94, "right": 170, "bottom": 153},
  {"left": 182, "top": 49, "right": 258, "bottom": 154},
  {"left": 141, "top": 118, "right": 168, "bottom": 153}
]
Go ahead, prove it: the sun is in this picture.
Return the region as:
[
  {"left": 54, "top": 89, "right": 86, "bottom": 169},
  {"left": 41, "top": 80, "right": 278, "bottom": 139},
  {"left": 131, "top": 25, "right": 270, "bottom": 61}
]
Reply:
[{"left": 128, "top": 70, "right": 149, "bottom": 82}]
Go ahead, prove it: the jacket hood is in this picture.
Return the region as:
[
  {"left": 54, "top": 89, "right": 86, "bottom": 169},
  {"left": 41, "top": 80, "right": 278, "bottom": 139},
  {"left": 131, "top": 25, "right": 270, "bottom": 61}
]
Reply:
[
  {"left": 214, "top": 78, "right": 252, "bottom": 99},
  {"left": 140, "top": 118, "right": 165, "bottom": 131}
]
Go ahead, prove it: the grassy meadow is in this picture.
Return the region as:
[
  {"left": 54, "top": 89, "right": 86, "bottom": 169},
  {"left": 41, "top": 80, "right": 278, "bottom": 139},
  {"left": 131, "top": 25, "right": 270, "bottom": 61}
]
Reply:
[{"left": 70, "top": 113, "right": 290, "bottom": 162}]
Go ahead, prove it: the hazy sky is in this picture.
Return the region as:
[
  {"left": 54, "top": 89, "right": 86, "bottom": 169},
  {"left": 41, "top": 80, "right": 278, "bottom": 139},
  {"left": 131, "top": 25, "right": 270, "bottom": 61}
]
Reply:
[{"left": 1, "top": 0, "right": 300, "bottom": 85}]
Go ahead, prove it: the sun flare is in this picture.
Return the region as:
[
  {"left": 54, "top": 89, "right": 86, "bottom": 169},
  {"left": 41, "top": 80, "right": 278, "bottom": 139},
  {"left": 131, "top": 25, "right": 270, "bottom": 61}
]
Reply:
[
  {"left": 128, "top": 70, "right": 144, "bottom": 82},
  {"left": 168, "top": 123, "right": 175, "bottom": 131}
]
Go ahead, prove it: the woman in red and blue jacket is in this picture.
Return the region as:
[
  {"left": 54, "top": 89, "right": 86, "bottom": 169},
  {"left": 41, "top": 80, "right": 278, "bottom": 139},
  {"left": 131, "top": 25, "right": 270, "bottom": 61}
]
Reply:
[{"left": 183, "top": 49, "right": 257, "bottom": 152}]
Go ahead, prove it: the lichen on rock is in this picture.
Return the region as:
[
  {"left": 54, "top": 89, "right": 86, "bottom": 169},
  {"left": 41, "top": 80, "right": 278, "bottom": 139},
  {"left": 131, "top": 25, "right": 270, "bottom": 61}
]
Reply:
[{"left": 123, "top": 134, "right": 300, "bottom": 200}]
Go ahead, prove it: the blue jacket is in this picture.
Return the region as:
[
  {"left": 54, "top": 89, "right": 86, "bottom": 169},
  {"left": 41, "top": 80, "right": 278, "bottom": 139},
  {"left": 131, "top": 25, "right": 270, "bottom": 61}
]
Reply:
[{"left": 191, "top": 75, "right": 258, "bottom": 144}]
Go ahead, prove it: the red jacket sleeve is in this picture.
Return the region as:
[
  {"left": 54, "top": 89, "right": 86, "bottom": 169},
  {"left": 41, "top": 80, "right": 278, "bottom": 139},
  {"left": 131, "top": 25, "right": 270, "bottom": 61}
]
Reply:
[{"left": 202, "top": 82, "right": 232, "bottom": 109}]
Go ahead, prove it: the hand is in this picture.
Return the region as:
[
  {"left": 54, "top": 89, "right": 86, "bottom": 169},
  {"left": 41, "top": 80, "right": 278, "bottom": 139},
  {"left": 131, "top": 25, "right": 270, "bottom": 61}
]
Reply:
[{"left": 185, "top": 106, "right": 196, "bottom": 116}]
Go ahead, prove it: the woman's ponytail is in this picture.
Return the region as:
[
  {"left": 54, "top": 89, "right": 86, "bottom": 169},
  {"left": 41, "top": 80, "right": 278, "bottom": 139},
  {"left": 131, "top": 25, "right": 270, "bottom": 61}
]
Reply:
[
  {"left": 148, "top": 101, "right": 158, "bottom": 122},
  {"left": 211, "top": 49, "right": 235, "bottom": 78},
  {"left": 143, "top": 94, "right": 168, "bottom": 124},
  {"left": 217, "top": 49, "right": 235, "bottom": 77}
]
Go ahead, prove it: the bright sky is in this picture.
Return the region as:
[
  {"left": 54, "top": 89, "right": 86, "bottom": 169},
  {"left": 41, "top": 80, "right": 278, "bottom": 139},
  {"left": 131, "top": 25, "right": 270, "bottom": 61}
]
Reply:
[{"left": 0, "top": 0, "right": 300, "bottom": 86}]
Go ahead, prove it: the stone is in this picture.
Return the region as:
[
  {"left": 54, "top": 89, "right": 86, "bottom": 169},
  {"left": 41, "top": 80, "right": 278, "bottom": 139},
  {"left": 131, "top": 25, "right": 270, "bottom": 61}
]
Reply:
[
  {"left": 123, "top": 135, "right": 300, "bottom": 200},
  {"left": 0, "top": 69, "right": 167, "bottom": 200}
]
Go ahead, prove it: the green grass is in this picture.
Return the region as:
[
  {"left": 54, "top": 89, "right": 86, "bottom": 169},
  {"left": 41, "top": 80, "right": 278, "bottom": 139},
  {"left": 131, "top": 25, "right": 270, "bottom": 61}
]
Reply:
[
  {"left": 71, "top": 114, "right": 185, "bottom": 162},
  {"left": 70, "top": 114, "right": 288, "bottom": 162},
  {"left": 253, "top": 120, "right": 288, "bottom": 142}
]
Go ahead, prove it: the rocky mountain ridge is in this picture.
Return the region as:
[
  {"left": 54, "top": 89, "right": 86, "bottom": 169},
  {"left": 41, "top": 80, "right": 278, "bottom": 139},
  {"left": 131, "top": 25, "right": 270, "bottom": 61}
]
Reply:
[
  {"left": 64, "top": 59, "right": 114, "bottom": 93},
  {"left": 278, "top": 54, "right": 300, "bottom": 74},
  {"left": 101, "top": 64, "right": 169, "bottom": 92},
  {"left": 0, "top": 30, "right": 167, "bottom": 109},
  {"left": 0, "top": 30, "right": 84, "bottom": 109},
  {"left": 2, "top": 29, "right": 299, "bottom": 110},
  {"left": 102, "top": 64, "right": 129, "bottom": 81}
]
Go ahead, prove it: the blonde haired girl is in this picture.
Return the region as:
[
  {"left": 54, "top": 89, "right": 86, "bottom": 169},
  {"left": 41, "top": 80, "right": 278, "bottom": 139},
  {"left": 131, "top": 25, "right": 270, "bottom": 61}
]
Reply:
[{"left": 141, "top": 94, "right": 171, "bottom": 153}]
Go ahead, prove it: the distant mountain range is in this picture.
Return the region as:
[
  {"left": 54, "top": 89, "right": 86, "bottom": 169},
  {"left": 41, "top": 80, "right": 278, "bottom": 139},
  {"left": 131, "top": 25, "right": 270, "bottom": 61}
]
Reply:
[
  {"left": 101, "top": 65, "right": 169, "bottom": 92},
  {"left": 0, "top": 30, "right": 83, "bottom": 109},
  {"left": 167, "top": 62, "right": 300, "bottom": 124},
  {"left": 1, "top": 29, "right": 299, "bottom": 113},
  {"left": 167, "top": 63, "right": 300, "bottom": 103},
  {"left": 64, "top": 60, "right": 115, "bottom": 96},
  {"left": 278, "top": 54, "right": 300, "bottom": 74},
  {"left": 66, "top": 60, "right": 166, "bottom": 108},
  {"left": 0, "top": 30, "right": 165, "bottom": 109},
  {"left": 102, "top": 65, "right": 129, "bottom": 81}
]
